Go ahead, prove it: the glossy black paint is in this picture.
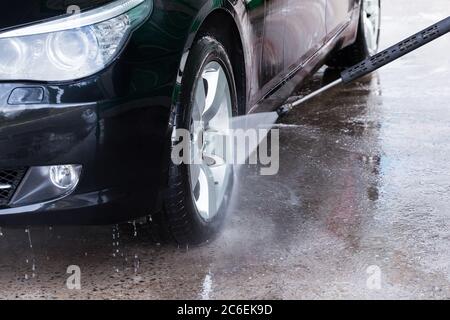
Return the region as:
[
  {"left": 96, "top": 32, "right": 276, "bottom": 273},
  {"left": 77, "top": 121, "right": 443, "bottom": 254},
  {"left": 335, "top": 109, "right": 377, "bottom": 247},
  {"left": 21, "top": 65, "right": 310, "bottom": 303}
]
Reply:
[
  {"left": 0, "top": 0, "right": 361, "bottom": 224},
  {"left": 0, "top": 1, "right": 116, "bottom": 31}
]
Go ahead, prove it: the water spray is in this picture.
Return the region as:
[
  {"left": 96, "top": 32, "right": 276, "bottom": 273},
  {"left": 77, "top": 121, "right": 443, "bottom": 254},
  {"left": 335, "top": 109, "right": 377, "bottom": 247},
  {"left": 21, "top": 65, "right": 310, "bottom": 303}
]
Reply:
[{"left": 276, "top": 16, "right": 450, "bottom": 117}]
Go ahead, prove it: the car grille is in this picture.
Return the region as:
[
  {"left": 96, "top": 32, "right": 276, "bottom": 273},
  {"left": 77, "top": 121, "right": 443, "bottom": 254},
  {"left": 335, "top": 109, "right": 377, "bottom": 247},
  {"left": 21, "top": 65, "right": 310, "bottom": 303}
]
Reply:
[{"left": 0, "top": 168, "right": 27, "bottom": 208}]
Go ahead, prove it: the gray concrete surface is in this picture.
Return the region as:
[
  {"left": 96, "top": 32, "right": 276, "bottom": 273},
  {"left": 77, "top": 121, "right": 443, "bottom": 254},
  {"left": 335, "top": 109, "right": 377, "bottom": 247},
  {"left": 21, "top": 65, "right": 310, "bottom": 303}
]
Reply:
[{"left": 1, "top": 0, "right": 450, "bottom": 299}]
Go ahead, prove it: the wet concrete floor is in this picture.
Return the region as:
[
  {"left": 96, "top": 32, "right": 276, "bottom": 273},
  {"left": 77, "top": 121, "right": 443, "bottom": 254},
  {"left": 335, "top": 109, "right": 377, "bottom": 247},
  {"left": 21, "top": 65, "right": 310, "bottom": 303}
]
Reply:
[{"left": 0, "top": 0, "right": 449, "bottom": 299}]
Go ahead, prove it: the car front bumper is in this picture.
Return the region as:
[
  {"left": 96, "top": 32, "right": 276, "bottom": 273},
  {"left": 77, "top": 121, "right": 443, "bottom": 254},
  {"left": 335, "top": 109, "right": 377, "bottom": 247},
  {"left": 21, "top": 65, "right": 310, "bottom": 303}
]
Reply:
[{"left": 0, "top": 76, "right": 172, "bottom": 225}]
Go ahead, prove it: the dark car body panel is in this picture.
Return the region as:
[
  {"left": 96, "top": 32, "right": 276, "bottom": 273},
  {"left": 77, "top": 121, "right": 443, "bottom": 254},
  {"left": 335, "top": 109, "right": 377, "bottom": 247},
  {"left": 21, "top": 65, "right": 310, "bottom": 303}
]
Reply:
[
  {"left": 0, "top": 0, "right": 361, "bottom": 224},
  {"left": 327, "top": 0, "right": 358, "bottom": 36},
  {"left": 0, "top": 1, "right": 116, "bottom": 31}
]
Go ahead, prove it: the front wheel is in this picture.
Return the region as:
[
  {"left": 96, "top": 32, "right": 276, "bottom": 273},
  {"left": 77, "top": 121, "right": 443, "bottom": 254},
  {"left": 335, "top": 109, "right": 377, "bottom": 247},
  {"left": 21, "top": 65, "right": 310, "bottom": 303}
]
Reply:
[
  {"left": 327, "top": 0, "right": 381, "bottom": 68},
  {"left": 164, "top": 36, "right": 238, "bottom": 245}
]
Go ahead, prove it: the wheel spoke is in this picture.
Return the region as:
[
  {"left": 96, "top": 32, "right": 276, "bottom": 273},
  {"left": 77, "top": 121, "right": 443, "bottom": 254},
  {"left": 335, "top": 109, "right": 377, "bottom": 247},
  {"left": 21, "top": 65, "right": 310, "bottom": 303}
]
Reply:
[
  {"left": 193, "top": 78, "right": 206, "bottom": 121},
  {"left": 363, "top": 14, "right": 376, "bottom": 50},
  {"left": 202, "top": 67, "right": 227, "bottom": 124},
  {"left": 203, "top": 128, "right": 231, "bottom": 166},
  {"left": 199, "top": 162, "right": 217, "bottom": 218},
  {"left": 362, "top": 0, "right": 379, "bottom": 54}
]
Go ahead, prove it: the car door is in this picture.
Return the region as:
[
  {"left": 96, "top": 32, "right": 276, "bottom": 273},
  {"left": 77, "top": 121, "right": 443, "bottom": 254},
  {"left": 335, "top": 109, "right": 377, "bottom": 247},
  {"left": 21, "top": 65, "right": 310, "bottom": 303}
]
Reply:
[
  {"left": 284, "top": 0, "right": 327, "bottom": 72},
  {"left": 261, "top": 0, "right": 286, "bottom": 88},
  {"left": 261, "top": 0, "right": 326, "bottom": 88},
  {"left": 247, "top": 0, "right": 327, "bottom": 111},
  {"left": 326, "top": 0, "right": 357, "bottom": 36},
  {"left": 243, "top": 0, "right": 270, "bottom": 108}
]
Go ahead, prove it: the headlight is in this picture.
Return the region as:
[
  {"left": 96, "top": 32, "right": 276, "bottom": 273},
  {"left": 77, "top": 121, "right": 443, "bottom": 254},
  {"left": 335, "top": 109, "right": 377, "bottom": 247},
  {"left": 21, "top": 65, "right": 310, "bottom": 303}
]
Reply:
[{"left": 0, "top": 0, "right": 152, "bottom": 81}]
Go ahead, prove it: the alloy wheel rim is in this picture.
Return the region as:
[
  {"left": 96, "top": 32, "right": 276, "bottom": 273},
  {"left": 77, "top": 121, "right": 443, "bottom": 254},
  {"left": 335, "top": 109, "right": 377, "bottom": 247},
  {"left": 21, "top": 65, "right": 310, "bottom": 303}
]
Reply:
[
  {"left": 189, "top": 61, "right": 233, "bottom": 221},
  {"left": 362, "top": 0, "right": 380, "bottom": 55}
]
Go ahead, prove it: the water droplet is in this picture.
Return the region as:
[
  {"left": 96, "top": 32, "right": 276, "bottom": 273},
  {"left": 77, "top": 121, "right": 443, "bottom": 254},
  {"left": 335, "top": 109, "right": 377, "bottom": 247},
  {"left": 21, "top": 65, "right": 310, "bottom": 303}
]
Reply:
[
  {"left": 25, "top": 228, "right": 33, "bottom": 249},
  {"left": 133, "top": 254, "right": 140, "bottom": 274}
]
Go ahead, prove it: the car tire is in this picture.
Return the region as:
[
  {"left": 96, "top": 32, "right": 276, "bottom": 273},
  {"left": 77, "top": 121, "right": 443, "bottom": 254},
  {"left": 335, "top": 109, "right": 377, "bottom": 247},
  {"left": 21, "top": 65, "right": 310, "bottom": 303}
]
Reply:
[
  {"left": 163, "top": 35, "right": 238, "bottom": 245},
  {"left": 327, "top": 0, "right": 381, "bottom": 68}
]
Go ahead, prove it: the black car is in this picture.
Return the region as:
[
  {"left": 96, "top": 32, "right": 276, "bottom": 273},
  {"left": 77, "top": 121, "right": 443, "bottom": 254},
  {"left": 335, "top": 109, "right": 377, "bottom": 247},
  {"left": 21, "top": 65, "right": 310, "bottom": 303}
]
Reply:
[{"left": 0, "top": 0, "right": 380, "bottom": 244}]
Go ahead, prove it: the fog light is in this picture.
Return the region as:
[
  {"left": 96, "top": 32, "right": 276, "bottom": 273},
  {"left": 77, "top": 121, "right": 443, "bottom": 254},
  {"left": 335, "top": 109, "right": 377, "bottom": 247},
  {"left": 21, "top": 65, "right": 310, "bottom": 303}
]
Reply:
[
  {"left": 50, "top": 165, "right": 80, "bottom": 189},
  {"left": 10, "top": 165, "right": 82, "bottom": 206}
]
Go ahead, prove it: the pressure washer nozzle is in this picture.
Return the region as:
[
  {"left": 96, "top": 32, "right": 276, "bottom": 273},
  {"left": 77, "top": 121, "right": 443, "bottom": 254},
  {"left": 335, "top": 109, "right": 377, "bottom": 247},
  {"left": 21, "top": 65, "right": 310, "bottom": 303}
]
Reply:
[{"left": 276, "top": 103, "right": 293, "bottom": 117}]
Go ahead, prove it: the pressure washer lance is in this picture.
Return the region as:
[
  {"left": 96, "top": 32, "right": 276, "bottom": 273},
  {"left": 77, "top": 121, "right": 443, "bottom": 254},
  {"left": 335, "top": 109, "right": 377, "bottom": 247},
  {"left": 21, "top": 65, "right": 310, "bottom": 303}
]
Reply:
[{"left": 276, "top": 16, "right": 450, "bottom": 117}]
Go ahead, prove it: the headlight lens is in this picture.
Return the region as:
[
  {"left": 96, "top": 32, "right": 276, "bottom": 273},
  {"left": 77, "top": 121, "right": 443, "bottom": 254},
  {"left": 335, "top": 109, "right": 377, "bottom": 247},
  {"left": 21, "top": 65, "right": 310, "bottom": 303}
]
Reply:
[
  {"left": 0, "top": 39, "right": 27, "bottom": 74},
  {"left": 46, "top": 29, "right": 98, "bottom": 71},
  {"left": 0, "top": 0, "right": 152, "bottom": 81}
]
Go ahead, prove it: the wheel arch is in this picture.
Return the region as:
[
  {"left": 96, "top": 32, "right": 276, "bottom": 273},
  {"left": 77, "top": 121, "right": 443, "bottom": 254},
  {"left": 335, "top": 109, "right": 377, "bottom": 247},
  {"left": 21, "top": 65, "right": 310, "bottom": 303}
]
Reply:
[
  {"left": 194, "top": 9, "right": 247, "bottom": 116},
  {"left": 171, "top": 3, "right": 248, "bottom": 118}
]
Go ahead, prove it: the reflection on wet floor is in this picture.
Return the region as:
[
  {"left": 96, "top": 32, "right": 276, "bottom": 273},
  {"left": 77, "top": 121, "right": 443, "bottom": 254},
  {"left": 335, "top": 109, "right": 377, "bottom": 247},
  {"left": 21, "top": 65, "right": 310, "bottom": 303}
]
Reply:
[{"left": 1, "top": 0, "right": 450, "bottom": 299}]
